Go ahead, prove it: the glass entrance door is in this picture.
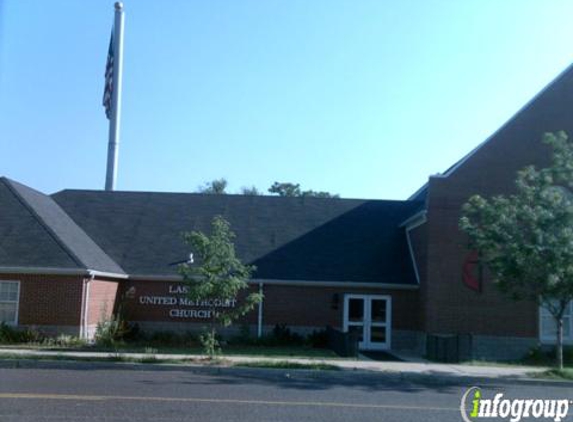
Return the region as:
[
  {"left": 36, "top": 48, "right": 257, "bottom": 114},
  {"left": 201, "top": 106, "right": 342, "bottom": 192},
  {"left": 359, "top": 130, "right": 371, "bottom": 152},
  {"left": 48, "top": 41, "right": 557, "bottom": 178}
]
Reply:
[{"left": 343, "top": 295, "right": 391, "bottom": 350}]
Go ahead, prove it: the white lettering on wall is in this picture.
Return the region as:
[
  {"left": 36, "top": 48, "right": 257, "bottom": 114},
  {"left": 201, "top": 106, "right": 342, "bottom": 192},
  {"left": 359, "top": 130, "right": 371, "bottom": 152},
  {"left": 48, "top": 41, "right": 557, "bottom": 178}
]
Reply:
[{"left": 135, "top": 284, "right": 237, "bottom": 320}]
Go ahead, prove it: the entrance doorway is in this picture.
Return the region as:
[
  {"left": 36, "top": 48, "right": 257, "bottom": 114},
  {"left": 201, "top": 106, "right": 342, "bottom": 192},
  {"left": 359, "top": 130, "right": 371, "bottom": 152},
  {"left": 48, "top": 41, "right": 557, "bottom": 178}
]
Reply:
[{"left": 343, "top": 295, "right": 391, "bottom": 350}]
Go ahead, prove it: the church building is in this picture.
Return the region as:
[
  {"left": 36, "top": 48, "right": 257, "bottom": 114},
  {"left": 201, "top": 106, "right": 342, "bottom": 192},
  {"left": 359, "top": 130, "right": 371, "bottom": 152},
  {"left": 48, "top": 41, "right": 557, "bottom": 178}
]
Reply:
[{"left": 2, "top": 63, "right": 573, "bottom": 360}]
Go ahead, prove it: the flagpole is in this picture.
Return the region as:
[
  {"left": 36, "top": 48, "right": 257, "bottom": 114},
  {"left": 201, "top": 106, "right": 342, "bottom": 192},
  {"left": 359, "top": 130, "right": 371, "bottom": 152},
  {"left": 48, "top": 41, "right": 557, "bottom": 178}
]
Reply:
[{"left": 105, "top": 2, "right": 125, "bottom": 191}]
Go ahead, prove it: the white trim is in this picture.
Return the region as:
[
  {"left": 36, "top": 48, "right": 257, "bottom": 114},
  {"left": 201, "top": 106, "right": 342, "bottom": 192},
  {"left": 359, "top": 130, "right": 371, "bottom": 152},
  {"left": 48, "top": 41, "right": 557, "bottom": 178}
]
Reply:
[
  {"left": 83, "top": 278, "right": 92, "bottom": 340},
  {"left": 0, "top": 266, "right": 126, "bottom": 279},
  {"left": 403, "top": 212, "right": 427, "bottom": 286},
  {"left": 539, "top": 301, "right": 573, "bottom": 345},
  {"left": 0, "top": 280, "right": 20, "bottom": 326},
  {"left": 14, "top": 281, "right": 20, "bottom": 326},
  {"left": 257, "top": 283, "right": 264, "bottom": 338},
  {"left": 405, "top": 229, "right": 420, "bottom": 285},
  {"left": 343, "top": 294, "right": 392, "bottom": 351},
  {"left": 87, "top": 270, "right": 128, "bottom": 279},
  {"left": 400, "top": 210, "right": 427, "bottom": 230},
  {"left": 79, "top": 279, "right": 87, "bottom": 338}
]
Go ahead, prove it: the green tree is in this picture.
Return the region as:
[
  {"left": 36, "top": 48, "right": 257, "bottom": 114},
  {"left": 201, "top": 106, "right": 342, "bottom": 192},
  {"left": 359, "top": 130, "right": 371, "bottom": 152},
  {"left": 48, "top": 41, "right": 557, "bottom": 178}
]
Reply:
[
  {"left": 301, "top": 190, "right": 339, "bottom": 198},
  {"left": 460, "top": 131, "right": 573, "bottom": 369},
  {"left": 268, "top": 181, "right": 339, "bottom": 198},
  {"left": 240, "top": 186, "right": 262, "bottom": 196},
  {"left": 179, "top": 216, "right": 262, "bottom": 357},
  {"left": 198, "top": 178, "right": 228, "bottom": 194},
  {"left": 268, "top": 182, "right": 301, "bottom": 197}
]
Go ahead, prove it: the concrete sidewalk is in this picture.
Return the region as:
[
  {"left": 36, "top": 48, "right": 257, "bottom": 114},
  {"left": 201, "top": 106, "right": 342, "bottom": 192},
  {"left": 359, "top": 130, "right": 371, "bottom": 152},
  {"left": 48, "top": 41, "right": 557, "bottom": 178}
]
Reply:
[{"left": 0, "top": 347, "right": 553, "bottom": 381}]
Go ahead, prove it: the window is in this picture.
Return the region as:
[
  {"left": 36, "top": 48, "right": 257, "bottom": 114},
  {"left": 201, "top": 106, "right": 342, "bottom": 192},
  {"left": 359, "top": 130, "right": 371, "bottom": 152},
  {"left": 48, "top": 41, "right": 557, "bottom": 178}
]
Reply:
[
  {"left": 540, "top": 301, "right": 573, "bottom": 344},
  {"left": 0, "top": 281, "right": 19, "bottom": 325}
]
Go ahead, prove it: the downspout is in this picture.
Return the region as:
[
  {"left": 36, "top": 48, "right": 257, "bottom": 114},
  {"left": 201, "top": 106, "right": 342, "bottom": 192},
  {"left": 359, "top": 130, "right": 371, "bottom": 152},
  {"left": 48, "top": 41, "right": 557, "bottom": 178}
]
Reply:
[
  {"left": 82, "top": 273, "right": 94, "bottom": 340},
  {"left": 80, "top": 278, "right": 87, "bottom": 339},
  {"left": 257, "top": 282, "right": 264, "bottom": 338}
]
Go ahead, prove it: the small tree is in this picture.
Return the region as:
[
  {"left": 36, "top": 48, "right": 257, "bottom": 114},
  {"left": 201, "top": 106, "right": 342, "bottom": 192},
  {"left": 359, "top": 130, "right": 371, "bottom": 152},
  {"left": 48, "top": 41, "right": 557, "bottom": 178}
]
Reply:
[
  {"left": 179, "top": 216, "right": 262, "bottom": 357},
  {"left": 240, "top": 186, "right": 262, "bottom": 196},
  {"left": 268, "top": 181, "right": 339, "bottom": 198},
  {"left": 198, "top": 178, "right": 228, "bottom": 194},
  {"left": 460, "top": 131, "right": 573, "bottom": 369},
  {"left": 268, "top": 182, "right": 302, "bottom": 197}
]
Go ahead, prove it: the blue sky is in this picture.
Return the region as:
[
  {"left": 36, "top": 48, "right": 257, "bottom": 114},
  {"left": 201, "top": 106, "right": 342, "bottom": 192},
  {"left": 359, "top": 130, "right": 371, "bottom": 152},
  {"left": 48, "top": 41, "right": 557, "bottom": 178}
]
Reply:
[{"left": 1, "top": 1, "right": 573, "bottom": 199}]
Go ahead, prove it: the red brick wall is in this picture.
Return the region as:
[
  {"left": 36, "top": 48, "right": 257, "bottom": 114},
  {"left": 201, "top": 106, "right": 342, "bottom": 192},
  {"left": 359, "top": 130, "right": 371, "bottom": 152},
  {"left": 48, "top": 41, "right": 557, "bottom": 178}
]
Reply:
[
  {"left": 424, "top": 178, "right": 539, "bottom": 337},
  {"left": 408, "top": 224, "right": 428, "bottom": 331},
  {"left": 261, "top": 285, "right": 419, "bottom": 330},
  {"left": 87, "top": 279, "right": 119, "bottom": 326},
  {"left": 120, "top": 279, "right": 420, "bottom": 331},
  {"left": 0, "top": 273, "right": 83, "bottom": 327},
  {"left": 422, "top": 66, "right": 573, "bottom": 337}
]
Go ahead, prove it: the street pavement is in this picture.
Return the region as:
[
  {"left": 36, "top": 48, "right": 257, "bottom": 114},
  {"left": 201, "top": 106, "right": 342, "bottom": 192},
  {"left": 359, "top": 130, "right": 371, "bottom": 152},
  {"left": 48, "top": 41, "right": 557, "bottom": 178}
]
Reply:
[{"left": 0, "top": 360, "right": 571, "bottom": 422}]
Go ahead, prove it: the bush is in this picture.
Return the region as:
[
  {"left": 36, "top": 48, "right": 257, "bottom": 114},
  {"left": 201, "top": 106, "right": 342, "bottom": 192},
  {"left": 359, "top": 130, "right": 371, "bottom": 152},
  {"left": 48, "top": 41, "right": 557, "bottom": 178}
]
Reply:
[
  {"left": 229, "top": 325, "right": 331, "bottom": 349},
  {"left": 272, "top": 324, "right": 305, "bottom": 345},
  {"left": 148, "top": 330, "right": 178, "bottom": 346},
  {"left": 0, "top": 323, "right": 46, "bottom": 344},
  {"left": 94, "top": 317, "right": 132, "bottom": 347},
  {"left": 306, "top": 329, "right": 329, "bottom": 348},
  {"left": 145, "top": 330, "right": 199, "bottom": 347},
  {"left": 199, "top": 331, "right": 221, "bottom": 357},
  {"left": 253, "top": 324, "right": 304, "bottom": 347},
  {"left": 0, "top": 323, "right": 21, "bottom": 343},
  {"left": 54, "top": 334, "right": 86, "bottom": 347},
  {"left": 524, "top": 345, "right": 573, "bottom": 366}
]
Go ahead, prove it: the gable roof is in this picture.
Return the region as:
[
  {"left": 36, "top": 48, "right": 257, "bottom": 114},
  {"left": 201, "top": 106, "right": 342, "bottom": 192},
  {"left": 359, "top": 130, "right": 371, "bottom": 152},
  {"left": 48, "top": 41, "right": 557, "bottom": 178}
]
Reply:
[
  {"left": 52, "top": 189, "right": 422, "bottom": 285},
  {"left": 0, "top": 178, "right": 125, "bottom": 275},
  {"left": 409, "top": 61, "right": 573, "bottom": 201}
]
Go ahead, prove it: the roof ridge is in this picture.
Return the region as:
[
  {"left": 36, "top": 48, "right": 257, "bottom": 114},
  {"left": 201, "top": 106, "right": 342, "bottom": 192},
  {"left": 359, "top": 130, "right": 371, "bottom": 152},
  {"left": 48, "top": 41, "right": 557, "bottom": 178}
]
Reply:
[
  {"left": 443, "top": 61, "right": 573, "bottom": 178},
  {"left": 53, "top": 189, "right": 419, "bottom": 204},
  {"left": 408, "top": 61, "right": 573, "bottom": 198},
  {"left": 2, "top": 178, "right": 85, "bottom": 269}
]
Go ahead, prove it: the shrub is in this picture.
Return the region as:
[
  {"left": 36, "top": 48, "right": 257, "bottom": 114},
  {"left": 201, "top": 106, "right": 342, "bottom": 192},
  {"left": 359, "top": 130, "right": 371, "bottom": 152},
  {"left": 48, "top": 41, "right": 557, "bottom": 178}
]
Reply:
[
  {"left": 306, "top": 329, "right": 329, "bottom": 348},
  {"left": 524, "top": 345, "right": 573, "bottom": 366},
  {"left": 0, "top": 323, "right": 47, "bottom": 344},
  {"left": 0, "top": 323, "right": 21, "bottom": 343},
  {"left": 148, "top": 330, "right": 178, "bottom": 346},
  {"left": 271, "top": 324, "right": 304, "bottom": 346},
  {"left": 144, "top": 330, "right": 199, "bottom": 348},
  {"left": 94, "top": 318, "right": 131, "bottom": 347},
  {"left": 54, "top": 334, "right": 86, "bottom": 348},
  {"left": 253, "top": 324, "right": 304, "bottom": 347},
  {"left": 199, "top": 331, "right": 221, "bottom": 358}
]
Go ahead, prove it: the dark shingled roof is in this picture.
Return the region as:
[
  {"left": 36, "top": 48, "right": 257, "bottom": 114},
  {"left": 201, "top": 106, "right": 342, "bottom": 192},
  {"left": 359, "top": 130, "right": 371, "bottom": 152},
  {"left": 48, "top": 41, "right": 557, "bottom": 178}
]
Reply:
[
  {"left": 52, "top": 190, "right": 422, "bottom": 284},
  {"left": 0, "top": 178, "right": 125, "bottom": 274}
]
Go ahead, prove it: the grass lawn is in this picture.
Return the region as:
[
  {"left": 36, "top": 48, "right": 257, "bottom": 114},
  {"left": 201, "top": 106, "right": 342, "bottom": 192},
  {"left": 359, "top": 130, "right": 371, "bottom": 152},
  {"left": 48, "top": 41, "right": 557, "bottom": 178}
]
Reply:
[
  {"left": 463, "top": 360, "right": 537, "bottom": 368},
  {"left": 463, "top": 357, "right": 573, "bottom": 380},
  {"left": 529, "top": 368, "right": 573, "bottom": 381}
]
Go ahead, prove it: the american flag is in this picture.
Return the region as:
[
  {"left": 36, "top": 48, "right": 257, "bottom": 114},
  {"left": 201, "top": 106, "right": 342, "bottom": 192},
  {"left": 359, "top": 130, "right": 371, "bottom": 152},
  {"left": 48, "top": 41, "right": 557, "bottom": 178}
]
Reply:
[{"left": 102, "top": 33, "right": 114, "bottom": 119}]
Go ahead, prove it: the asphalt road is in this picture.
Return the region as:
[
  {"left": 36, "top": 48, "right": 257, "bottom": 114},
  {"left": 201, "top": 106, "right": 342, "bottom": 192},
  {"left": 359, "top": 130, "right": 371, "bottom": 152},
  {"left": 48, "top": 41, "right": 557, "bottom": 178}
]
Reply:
[{"left": 0, "top": 361, "right": 571, "bottom": 422}]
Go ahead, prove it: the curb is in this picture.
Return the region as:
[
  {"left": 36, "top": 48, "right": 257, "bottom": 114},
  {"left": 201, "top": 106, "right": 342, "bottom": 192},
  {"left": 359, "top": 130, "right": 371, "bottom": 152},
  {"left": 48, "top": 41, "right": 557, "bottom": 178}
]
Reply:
[{"left": 0, "top": 353, "right": 570, "bottom": 387}]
